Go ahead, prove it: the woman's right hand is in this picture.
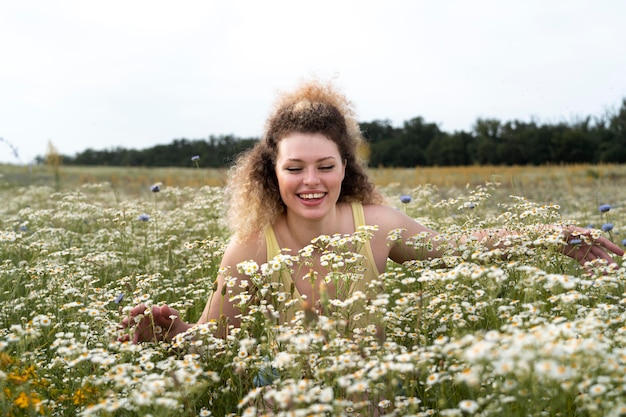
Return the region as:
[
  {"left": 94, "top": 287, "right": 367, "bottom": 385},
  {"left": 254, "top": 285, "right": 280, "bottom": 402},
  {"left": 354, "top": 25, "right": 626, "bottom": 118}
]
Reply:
[{"left": 118, "top": 303, "right": 192, "bottom": 344}]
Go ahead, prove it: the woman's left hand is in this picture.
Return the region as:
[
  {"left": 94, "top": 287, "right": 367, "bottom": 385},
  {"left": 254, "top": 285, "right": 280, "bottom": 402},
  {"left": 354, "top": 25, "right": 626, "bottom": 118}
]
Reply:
[
  {"left": 561, "top": 225, "right": 624, "bottom": 266},
  {"left": 118, "top": 303, "right": 192, "bottom": 344}
]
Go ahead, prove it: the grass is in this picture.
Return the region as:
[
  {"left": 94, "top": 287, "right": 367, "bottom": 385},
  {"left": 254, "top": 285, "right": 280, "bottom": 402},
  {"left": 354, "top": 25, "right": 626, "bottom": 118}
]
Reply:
[
  {"left": 0, "top": 164, "right": 229, "bottom": 195},
  {"left": 2, "top": 162, "right": 626, "bottom": 197},
  {"left": 1, "top": 163, "right": 626, "bottom": 416}
]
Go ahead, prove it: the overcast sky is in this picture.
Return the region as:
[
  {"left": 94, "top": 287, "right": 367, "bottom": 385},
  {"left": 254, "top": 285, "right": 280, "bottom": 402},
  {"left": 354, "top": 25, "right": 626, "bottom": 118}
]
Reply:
[{"left": 1, "top": 1, "right": 625, "bottom": 164}]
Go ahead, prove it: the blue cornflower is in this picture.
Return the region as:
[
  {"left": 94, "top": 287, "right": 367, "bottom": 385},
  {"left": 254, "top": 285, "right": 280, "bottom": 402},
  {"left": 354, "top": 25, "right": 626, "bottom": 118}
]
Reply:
[
  {"left": 253, "top": 359, "right": 279, "bottom": 387},
  {"left": 151, "top": 183, "right": 161, "bottom": 193},
  {"left": 599, "top": 204, "right": 612, "bottom": 213},
  {"left": 568, "top": 238, "right": 582, "bottom": 245},
  {"left": 400, "top": 195, "right": 412, "bottom": 204},
  {"left": 191, "top": 155, "right": 200, "bottom": 161},
  {"left": 114, "top": 293, "right": 124, "bottom": 304},
  {"left": 622, "top": 238, "right": 626, "bottom": 246},
  {"left": 138, "top": 213, "right": 150, "bottom": 222},
  {"left": 601, "top": 223, "right": 614, "bottom": 232}
]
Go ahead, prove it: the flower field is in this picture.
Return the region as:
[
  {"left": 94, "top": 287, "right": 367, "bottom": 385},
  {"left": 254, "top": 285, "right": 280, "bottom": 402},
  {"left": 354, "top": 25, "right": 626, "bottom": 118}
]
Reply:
[{"left": 2, "top": 170, "right": 626, "bottom": 416}]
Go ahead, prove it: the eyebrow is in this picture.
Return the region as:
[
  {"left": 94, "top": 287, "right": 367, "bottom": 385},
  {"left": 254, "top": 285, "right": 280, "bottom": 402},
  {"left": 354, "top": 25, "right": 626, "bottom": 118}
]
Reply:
[{"left": 284, "top": 156, "right": 338, "bottom": 163}]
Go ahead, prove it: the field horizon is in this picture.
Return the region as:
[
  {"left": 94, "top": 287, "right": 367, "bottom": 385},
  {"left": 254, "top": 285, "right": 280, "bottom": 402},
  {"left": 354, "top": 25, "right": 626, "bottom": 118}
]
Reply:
[{"left": 2, "top": 161, "right": 625, "bottom": 190}]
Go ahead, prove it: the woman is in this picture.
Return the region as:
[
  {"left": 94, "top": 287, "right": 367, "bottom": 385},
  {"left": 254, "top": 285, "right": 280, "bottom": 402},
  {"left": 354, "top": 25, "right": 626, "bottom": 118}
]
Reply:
[{"left": 120, "top": 80, "right": 624, "bottom": 343}]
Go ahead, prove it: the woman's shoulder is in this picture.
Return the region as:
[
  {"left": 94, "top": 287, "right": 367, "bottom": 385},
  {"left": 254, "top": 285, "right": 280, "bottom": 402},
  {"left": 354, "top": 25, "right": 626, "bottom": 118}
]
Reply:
[
  {"left": 361, "top": 202, "right": 403, "bottom": 218},
  {"left": 222, "top": 230, "right": 267, "bottom": 266},
  {"left": 361, "top": 203, "right": 426, "bottom": 233}
]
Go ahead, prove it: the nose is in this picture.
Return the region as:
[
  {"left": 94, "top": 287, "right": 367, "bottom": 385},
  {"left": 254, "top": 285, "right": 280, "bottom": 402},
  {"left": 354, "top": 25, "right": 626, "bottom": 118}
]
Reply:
[{"left": 303, "top": 167, "right": 320, "bottom": 186}]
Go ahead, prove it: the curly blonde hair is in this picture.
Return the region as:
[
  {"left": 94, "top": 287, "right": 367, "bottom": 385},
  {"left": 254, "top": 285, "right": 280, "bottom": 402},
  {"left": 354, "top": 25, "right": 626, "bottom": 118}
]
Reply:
[{"left": 225, "top": 79, "right": 383, "bottom": 240}]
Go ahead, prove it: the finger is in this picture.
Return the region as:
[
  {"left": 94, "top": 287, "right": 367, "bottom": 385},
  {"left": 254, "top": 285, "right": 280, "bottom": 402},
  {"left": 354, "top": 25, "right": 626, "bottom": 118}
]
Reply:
[
  {"left": 131, "top": 303, "right": 149, "bottom": 316},
  {"left": 566, "top": 243, "right": 613, "bottom": 266},
  {"left": 574, "top": 246, "right": 597, "bottom": 265},
  {"left": 159, "top": 304, "right": 173, "bottom": 317},
  {"left": 565, "top": 246, "right": 590, "bottom": 264},
  {"left": 163, "top": 305, "right": 182, "bottom": 325},
  {"left": 562, "top": 245, "right": 582, "bottom": 260},
  {"left": 132, "top": 318, "right": 145, "bottom": 344},
  {"left": 597, "top": 238, "right": 625, "bottom": 256},
  {"left": 590, "top": 245, "right": 617, "bottom": 264},
  {"left": 150, "top": 305, "right": 172, "bottom": 328},
  {"left": 583, "top": 252, "right": 598, "bottom": 264},
  {"left": 118, "top": 304, "right": 145, "bottom": 329},
  {"left": 119, "top": 317, "right": 129, "bottom": 329},
  {"left": 159, "top": 304, "right": 178, "bottom": 321},
  {"left": 132, "top": 329, "right": 142, "bottom": 344},
  {"left": 133, "top": 320, "right": 155, "bottom": 344}
]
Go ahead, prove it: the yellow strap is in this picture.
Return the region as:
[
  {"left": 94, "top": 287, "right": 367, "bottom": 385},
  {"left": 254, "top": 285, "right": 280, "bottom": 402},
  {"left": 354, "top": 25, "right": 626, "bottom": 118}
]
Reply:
[
  {"left": 350, "top": 202, "right": 380, "bottom": 277},
  {"left": 264, "top": 224, "right": 281, "bottom": 262}
]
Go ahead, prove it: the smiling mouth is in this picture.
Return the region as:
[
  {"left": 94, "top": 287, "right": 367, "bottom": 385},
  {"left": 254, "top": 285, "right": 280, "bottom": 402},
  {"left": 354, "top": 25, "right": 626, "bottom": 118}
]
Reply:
[{"left": 298, "top": 192, "right": 326, "bottom": 200}]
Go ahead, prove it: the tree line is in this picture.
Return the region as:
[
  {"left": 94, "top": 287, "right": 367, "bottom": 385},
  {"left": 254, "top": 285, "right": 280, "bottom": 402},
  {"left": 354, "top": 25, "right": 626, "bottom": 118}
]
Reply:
[
  {"left": 54, "top": 98, "right": 626, "bottom": 167},
  {"left": 51, "top": 135, "right": 258, "bottom": 168}
]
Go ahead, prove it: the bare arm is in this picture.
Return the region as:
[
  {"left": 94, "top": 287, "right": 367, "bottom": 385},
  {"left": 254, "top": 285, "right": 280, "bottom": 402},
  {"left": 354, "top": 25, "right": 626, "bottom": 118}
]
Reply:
[
  {"left": 119, "top": 233, "right": 266, "bottom": 343},
  {"left": 365, "top": 205, "right": 442, "bottom": 264},
  {"left": 197, "top": 235, "right": 266, "bottom": 336},
  {"left": 463, "top": 225, "right": 624, "bottom": 266},
  {"left": 368, "top": 205, "right": 624, "bottom": 267}
]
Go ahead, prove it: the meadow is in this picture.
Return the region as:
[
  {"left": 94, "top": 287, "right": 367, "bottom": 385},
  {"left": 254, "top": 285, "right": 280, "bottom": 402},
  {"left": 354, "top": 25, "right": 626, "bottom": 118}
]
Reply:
[{"left": 2, "top": 163, "right": 626, "bottom": 416}]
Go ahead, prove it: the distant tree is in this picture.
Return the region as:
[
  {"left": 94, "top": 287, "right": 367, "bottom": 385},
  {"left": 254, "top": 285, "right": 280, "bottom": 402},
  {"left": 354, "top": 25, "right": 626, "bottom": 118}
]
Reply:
[
  {"left": 472, "top": 119, "right": 501, "bottom": 165},
  {"left": 549, "top": 121, "right": 594, "bottom": 163},
  {"left": 425, "top": 132, "right": 471, "bottom": 166},
  {"left": 360, "top": 120, "right": 396, "bottom": 144},
  {"left": 596, "top": 99, "right": 626, "bottom": 163},
  {"left": 368, "top": 117, "right": 443, "bottom": 167},
  {"left": 400, "top": 117, "right": 442, "bottom": 166},
  {"left": 492, "top": 120, "right": 552, "bottom": 165}
]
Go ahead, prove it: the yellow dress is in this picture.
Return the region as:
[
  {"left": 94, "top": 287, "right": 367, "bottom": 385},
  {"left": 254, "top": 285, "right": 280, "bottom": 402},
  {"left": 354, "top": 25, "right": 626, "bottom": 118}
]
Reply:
[{"left": 263, "top": 202, "right": 381, "bottom": 323}]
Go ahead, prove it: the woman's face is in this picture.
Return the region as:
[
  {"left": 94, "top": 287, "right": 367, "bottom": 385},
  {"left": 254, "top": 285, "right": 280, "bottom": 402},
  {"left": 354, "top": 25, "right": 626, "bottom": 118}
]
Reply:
[{"left": 275, "top": 132, "right": 346, "bottom": 221}]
